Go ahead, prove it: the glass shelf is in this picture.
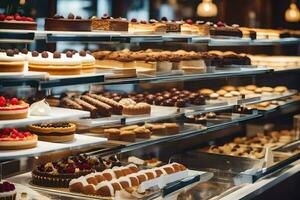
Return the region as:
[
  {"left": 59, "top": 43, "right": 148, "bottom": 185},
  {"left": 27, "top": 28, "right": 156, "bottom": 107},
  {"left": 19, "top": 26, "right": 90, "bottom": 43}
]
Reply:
[{"left": 0, "top": 29, "right": 299, "bottom": 45}]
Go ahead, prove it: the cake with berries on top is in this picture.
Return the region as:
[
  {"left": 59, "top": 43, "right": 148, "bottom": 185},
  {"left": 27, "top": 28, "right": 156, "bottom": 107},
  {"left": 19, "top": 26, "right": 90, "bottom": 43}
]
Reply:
[
  {"left": 0, "top": 181, "right": 16, "bottom": 200},
  {"left": 0, "top": 96, "right": 29, "bottom": 120},
  {"left": 209, "top": 21, "right": 243, "bottom": 38},
  {"left": 45, "top": 13, "right": 91, "bottom": 31},
  {"left": 0, "top": 128, "right": 37, "bottom": 150},
  {"left": 0, "top": 13, "right": 37, "bottom": 30},
  {"left": 31, "top": 155, "right": 120, "bottom": 188},
  {"left": 91, "top": 13, "right": 128, "bottom": 31}
]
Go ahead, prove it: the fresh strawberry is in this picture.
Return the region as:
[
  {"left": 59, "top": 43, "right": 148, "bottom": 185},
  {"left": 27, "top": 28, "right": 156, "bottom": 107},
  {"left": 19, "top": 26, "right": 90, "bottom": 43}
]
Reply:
[
  {"left": 26, "top": 17, "right": 34, "bottom": 22},
  {"left": 0, "top": 14, "right": 5, "bottom": 21},
  {"left": 23, "top": 132, "right": 31, "bottom": 137},
  {"left": 11, "top": 129, "right": 18, "bottom": 135},
  {"left": 5, "top": 15, "right": 14, "bottom": 20},
  {"left": 21, "top": 16, "right": 27, "bottom": 21},
  {"left": 18, "top": 133, "right": 25, "bottom": 138},
  {"left": 0, "top": 96, "right": 6, "bottom": 107},
  {"left": 15, "top": 15, "right": 22, "bottom": 21},
  {"left": 9, "top": 98, "right": 19, "bottom": 105},
  {"left": 10, "top": 133, "right": 17, "bottom": 139},
  {"left": 1, "top": 128, "right": 12, "bottom": 135}
]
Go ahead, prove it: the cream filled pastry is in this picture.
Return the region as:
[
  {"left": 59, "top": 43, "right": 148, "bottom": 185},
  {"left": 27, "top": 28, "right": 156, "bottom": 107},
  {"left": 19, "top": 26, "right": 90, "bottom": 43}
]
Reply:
[
  {"left": 75, "top": 50, "right": 96, "bottom": 74},
  {"left": 29, "top": 99, "right": 51, "bottom": 116},
  {"left": 28, "top": 51, "right": 82, "bottom": 75},
  {"left": 0, "top": 49, "right": 25, "bottom": 72}
]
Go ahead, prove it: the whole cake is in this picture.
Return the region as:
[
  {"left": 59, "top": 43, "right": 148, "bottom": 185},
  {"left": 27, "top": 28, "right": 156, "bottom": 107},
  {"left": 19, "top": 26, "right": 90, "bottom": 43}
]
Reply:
[
  {"left": 28, "top": 51, "right": 82, "bottom": 75},
  {"left": 0, "top": 96, "right": 29, "bottom": 120},
  {"left": 45, "top": 13, "right": 91, "bottom": 31},
  {"left": 0, "top": 181, "right": 16, "bottom": 200},
  {"left": 0, "top": 13, "right": 37, "bottom": 30},
  {"left": 0, "top": 49, "right": 25, "bottom": 72},
  {"left": 27, "top": 122, "right": 76, "bottom": 143},
  {"left": 0, "top": 128, "right": 37, "bottom": 150},
  {"left": 32, "top": 155, "right": 120, "bottom": 188}
]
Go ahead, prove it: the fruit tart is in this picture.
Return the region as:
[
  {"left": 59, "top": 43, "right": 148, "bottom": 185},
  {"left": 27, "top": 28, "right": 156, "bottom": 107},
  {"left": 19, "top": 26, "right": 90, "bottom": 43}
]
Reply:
[
  {"left": 0, "top": 13, "right": 37, "bottom": 30},
  {"left": 0, "top": 96, "right": 29, "bottom": 120},
  {"left": 0, "top": 128, "right": 37, "bottom": 150},
  {"left": 31, "top": 155, "right": 121, "bottom": 188}
]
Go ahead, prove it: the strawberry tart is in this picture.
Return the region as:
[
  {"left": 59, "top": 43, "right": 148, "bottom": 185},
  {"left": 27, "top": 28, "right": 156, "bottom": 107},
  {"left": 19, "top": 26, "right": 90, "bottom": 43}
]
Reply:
[
  {"left": 0, "top": 128, "right": 37, "bottom": 150},
  {"left": 0, "top": 13, "right": 37, "bottom": 30},
  {"left": 0, "top": 97, "right": 29, "bottom": 120}
]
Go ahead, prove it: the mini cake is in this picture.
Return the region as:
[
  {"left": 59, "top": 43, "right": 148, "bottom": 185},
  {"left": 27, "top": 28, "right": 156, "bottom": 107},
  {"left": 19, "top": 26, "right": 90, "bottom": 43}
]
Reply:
[
  {"left": 91, "top": 14, "right": 128, "bottom": 31},
  {"left": 0, "top": 128, "right": 37, "bottom": 150},
  {"left": 45, "top": 13, "right": 91, "bottom": 31},
  {"left": 28, "top": 51, "right": 82, "bottom": 75},
  {"left": 163, "top": 123, "right": 180, "bottom": 135},
  {"left": 75, "top": 51, "right": 96, "bottom": 74},
  {"left": 0, "top": 49, "right": 25, "bottom": 72},
  {"left": 0, "top": 181, "right": 16, "bottom": 200},
  {"left": 0, "top": 13, "right": 37, "bottom": 30},
  {"left": 0, "top": 96, "right": 29, "bottom": 120},
  {"left": 27, "top": 122, "right": 76, "bottom": 142},
  {"left": 119, "top": 98, "right": 151, "bottom": 115},
  {"left": 32, "top": 155, "right": 108, "bottom": 188},
  {"left": 145, "top": 123, "right": 167, "bottom": 135},
  {"left": 104, "top": 128, "right": 120, "bottom": 140},
  {"left": 133, "top": 126, "right": 152, "bottom": 139}
]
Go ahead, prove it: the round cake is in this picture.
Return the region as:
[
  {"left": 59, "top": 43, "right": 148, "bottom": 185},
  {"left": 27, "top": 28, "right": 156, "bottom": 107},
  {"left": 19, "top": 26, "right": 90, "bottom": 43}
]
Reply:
[
  {"left": 75, "top": 51, "right": 96, "bottom": 74},
  {"left": 0, "top": 128, "right": 37, "bottom": 150},
  {"left": 28, "top": 51, "right": 82, "bottom": 75},
  {"left": 27, "top": 122, "right": 76, "bottom": 143},
  {"left": 0, "top": 97, "right": 29, "bottom": 120},
  {"left": 31, "top": 155, "right": 117, "bottom": 188},
  {"left": 0, "top": 50, "right": 25, "bottom": 72},
  {"left": 0, "top": 181, "right": 16, "bottom": 200},
  {"left": 0, "top": 13, "right": 37, "bottom": 30}
]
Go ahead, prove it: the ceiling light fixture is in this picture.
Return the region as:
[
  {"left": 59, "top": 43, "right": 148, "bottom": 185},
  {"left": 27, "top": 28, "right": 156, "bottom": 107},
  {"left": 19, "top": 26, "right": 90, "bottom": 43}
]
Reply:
[
  {"left": 197, "top": 0, "right": 218, "bottom": 17},
  {"left": 285, "top": 1, "right": 300, "bottom": 22}
]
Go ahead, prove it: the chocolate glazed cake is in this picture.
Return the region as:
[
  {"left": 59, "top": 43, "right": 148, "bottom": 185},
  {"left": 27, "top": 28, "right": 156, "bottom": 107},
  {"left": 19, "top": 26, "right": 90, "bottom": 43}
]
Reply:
[{"left": 45, "top": 13, "right": 91, "bottom": 31}]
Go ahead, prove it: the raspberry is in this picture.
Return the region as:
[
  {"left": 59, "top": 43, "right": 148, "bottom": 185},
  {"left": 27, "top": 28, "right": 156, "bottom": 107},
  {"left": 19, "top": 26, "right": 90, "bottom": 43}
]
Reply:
[
  {"left": 0, "top": 14, "right": 5, "bottom": 21},
  {"left": 5, "top": 15, "right": 14, "bottom": 20},
  {"left": 11, "top": 133, "right": 17, "bottom": 139},
  {"left": 186, "top": 19, "right": 193, "bottom": 24},
  {"left": 11, "top": 129, "right": 18, "bottom": 135},
  {"left": 0, "top": 96, "right": 6, "bottom": 107},
  {"left": 9, "top": 97, "right": 19, "bottom": 105},
  {"left": 18, "top": 133, "right": 25, "bottom": 138}
]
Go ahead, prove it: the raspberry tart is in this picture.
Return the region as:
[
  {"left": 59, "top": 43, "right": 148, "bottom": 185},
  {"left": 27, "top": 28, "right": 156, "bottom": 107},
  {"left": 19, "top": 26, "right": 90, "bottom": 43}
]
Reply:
[
  {"left": 0, "top": 181, "right": 16, "bottom": 200},
  {"left": 0, "top": 13, "right": 37, "bottom": 30},
  {"left": 0, "top": 128, "right": 37, "bottom": 150},
  {"left": 0, "top": 96, "right": 29, "bottom": 120},
  {"left": 31, "top": 155, "right": 120, "bottom": 188},
  {"left": 27, "top": 122, "right": 76, "bottom": 143}
]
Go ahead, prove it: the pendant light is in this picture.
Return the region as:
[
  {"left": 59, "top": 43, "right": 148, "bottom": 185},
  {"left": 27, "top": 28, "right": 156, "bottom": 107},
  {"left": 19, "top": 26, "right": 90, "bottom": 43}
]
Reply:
[
  {"left": 285, "top": 1, "right": 300, "bottom": 22},
  {"left": 197, "top": 0, "right": 218, "bottom": 17}
]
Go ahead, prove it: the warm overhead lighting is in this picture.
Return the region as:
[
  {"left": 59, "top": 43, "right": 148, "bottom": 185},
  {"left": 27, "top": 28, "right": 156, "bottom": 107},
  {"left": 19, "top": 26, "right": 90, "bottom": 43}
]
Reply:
[
  {"left": 197, "top": 0, "right": 218, "bottom": 17},
  {"left": 285, "top": 2, "right": 300, "bottom": 22}
]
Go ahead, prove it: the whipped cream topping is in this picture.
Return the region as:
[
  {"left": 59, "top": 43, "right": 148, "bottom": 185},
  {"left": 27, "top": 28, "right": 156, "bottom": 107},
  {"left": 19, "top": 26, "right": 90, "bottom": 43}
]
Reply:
[
  {"left": 28, "top": 52, "right": 81, "bottom": 65},
  {"left": 0, "top": 52, "right": 25, "bottom": 62},
  {"left": 74, "top": 53, "right": 96, "bottom": 64},
  {"left": 30, "top": 99, "right": 51, "bottom": 116}
]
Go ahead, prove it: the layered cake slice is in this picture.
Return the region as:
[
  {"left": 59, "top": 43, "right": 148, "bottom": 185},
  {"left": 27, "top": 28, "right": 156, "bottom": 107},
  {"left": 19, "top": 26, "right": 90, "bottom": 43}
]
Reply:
[
  {"left": 209, "top": 22, "right": 243, "bottom": 38},
  {"left": 91, "top": 14, "right": 128, "bottom": 31},
  {"left": 45, "top": 13, "right": 91, "bottom": 31}
]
